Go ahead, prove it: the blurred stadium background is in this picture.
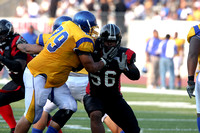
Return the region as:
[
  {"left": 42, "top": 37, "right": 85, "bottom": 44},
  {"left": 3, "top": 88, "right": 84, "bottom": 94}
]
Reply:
[
  {"left": 0, "top": 0, "right": 199, "bottom": 87},
  {"left": 0, "top": 0, "right": 199, "bottom": 132}
]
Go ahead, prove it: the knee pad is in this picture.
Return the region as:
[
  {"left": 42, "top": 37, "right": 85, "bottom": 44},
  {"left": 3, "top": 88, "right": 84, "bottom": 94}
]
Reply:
[{"left": 52, "top": 109, "right": 74, "bottom": 128}]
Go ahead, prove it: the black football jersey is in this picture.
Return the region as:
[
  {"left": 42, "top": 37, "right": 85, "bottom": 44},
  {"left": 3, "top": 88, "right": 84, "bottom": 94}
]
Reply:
[
  {"left": 0, "top": 34, "right": 33, "bottom": 85},
  {"left": 87, "top": 46, "right": 136, "bottom": 99}
]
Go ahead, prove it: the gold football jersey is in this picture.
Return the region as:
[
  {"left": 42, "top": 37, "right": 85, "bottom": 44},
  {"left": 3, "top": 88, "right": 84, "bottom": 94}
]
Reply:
[
  {"left": 36, "top": 33, "right": 51, "bottom": 47},
  {"left": 187, "top": 24, "right": 200, "bottom": 43},
  {"left": 187, "top": 24, "right": 200, "bottom": 75},
  {"left": 28, "top": 21, "right": 94, "bottom": 88},
  {"left": 36, "top": 33, "right": 88, "bottom": 75}
]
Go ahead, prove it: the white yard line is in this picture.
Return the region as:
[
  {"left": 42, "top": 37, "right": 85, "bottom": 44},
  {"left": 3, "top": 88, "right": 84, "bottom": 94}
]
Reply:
[
  {"left": 121, "top": 87, "right": 188, "bottom": 96},
  {"left": 127, "top": 101, "right": 195, "bottom": 108}
]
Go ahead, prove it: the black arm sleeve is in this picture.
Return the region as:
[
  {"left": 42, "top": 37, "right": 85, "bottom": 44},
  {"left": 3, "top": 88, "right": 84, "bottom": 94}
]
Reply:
[
  {"left": 123, "top": 63, "right": 140, "bottom": 80},
  {"left": 1, "top": 57, "right": 23, "bottom": 72}
]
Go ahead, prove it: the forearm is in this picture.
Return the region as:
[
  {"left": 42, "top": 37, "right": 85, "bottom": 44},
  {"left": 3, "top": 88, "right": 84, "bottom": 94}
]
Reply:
[
  {"left": 188, "top": 36, "right": 200, "bottom": 77},
  {"left": 79, "top": 54, "right": 105, "bottom": 73},
  {"left": 123, "top": 64, "right": 140, "bottom": 80},
  {"left": 17, "top": 44, "right": 43, "bottom": 54},
  {"left": 84, "top": 60, "right": 105, "bottom": 73},
  {"left": 187, "top": 54, "right": 198, "bottom": 76}
]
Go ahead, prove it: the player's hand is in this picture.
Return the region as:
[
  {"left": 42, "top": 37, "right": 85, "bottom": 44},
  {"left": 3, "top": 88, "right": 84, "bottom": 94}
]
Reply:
[
  {"left": 101, "top": 47, "right": 118, "bottom": 65},
  {"left": 186, "top": 81, "right": 195, "bottom": 99},
  {"left": 117, "top": 52, "right": 128, "bottom": 71}
]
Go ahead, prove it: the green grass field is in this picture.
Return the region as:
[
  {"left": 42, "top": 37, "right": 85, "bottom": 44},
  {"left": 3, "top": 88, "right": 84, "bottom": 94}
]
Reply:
[{"left": 0, "top": 86, "right": 198, "bottom": 133}]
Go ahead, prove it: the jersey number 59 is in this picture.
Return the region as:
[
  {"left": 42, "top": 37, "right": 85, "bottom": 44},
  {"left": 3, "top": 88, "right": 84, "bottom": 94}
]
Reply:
[{"left": 47, "top": 26, "right": 69, "bottom": 52}]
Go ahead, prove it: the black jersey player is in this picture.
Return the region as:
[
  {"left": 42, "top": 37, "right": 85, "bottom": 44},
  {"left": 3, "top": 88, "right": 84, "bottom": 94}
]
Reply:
[
  {"left": 0, "top": 19, "right": 32, "bottom": 133},
  {"left": 0, "top": 19, "right": 32, "bottom": 106},
  {"left": 84, "top": 24, "right": 141, "bottom": 133}
]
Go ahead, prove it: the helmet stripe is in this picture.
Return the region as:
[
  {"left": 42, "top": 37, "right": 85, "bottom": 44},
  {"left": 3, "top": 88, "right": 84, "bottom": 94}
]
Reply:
[{"left": 86, "top": 20, "right": 91, "bottom": 32}]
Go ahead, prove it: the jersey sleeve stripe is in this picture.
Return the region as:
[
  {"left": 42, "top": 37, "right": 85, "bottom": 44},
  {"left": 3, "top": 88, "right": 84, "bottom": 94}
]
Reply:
[
  {"left": 39, "top": 34, "right": 44, "bottom": 46},
  {"left": 76, "top": 37, "right": 94, "bottom": 48},
  {"left": 125, "top": 49, "right": 134, "bottom": 64},
  {"left": 11, "top": 36, "right": 21, "bottom": 57}
]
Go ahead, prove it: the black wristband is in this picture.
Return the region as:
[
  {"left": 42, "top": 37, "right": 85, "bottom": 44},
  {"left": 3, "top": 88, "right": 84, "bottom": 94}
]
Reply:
[{"left": 188, "top": 76, "right": 194, "bottom": 81}]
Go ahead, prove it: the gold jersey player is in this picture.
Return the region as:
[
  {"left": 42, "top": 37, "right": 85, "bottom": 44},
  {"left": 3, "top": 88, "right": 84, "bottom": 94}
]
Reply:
[
  {"left": 187, "top": 24, "right": 200, "bottom": 132},
  {"left": 15, "top": 11, "right": 118, "bottom": 133},
  {"left": 18, "top": 16, "right": 123, "bottom": 133}
]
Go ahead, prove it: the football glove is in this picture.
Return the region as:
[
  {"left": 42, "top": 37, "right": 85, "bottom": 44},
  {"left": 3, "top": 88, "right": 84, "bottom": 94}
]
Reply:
[
  {"left": 186, "top": 81, "right": 195, "bottom": 99},
  {"left": 117, "top": 52, "right": 128, "bottom": 71},
  {"left": 101, "top": 47, "right": 118, "bottom": 66}
]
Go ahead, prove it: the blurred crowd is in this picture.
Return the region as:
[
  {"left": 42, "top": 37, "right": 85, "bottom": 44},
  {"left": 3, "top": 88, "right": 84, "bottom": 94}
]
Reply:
[
  {"left": 15, "top": 0, "right": 200, "bottom": 21},
  {"left": 11, "top": 0, "right": 199, "bottom": 89},
  {"left": 14, "top": 0, "right": 200, "bottom": 35}
]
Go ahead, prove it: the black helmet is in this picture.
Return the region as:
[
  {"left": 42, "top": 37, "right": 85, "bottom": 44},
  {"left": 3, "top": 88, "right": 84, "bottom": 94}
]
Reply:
[
  {"left": 100, "top": 24, "right": 122, "bottom": 49},
  {"left": 0, "top": 19, "right": 14, "bottom": 47}
]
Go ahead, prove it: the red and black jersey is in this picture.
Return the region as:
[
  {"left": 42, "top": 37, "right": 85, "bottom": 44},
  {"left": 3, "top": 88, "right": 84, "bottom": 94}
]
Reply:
[
  {"left": 86, "top": 46, "right": 136, "bottom": 100},
  {"left": 0, "top": 33, "right": 33, "bottom": 85}
]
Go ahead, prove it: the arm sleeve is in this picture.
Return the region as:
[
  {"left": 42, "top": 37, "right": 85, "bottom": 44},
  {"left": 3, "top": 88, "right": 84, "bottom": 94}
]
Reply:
[
  {"left": 1, "top": 57, "right": 23, "bottom": 72},
  {"left": 123, "top": 63, "right": 140, "bottom": 80},
  {"left": 123, "top": 49, "right": 140, "bottom": 80}
]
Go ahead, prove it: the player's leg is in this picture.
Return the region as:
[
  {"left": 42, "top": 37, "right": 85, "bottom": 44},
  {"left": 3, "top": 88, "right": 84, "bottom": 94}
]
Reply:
[
  {"left": 46, "top": 83, "right": 77, "bottom": 132},
  {"left": 195, "top": 73, "right": 200, "bottom": 132},
  {"left": 32, "top": 111, "right": 50, "bottom": 133},
  {"left": 0, "top": 81, "right": 24, "bottom": 133},
  {"left": 0, "top": 81, "right": 24, "bottom": 107},
  {"left": 66, "top": 74, "right": 88, "bottom": 102},
  {"left": 32, "top": 100, "right": 57, "bottom": 132},
  {"left": 83, "top": 94, "right": 105, "bottom": 133},
  {"left": 15, "top": 68, "right": 51, "bottom": 133},
  {"left": 68, "top": 76, "right": 124, "bottom": 133},
  {"left": 32, "top": 100, "right": 64, "bottom": 133},
  {"left": 106, "top": 98, "right": 140, "bottom": 133},
  {"left": 0, "top": 105, "right": 16, "bottom": 133},
  {"left": 102, "top": 114, "right": 123, "bottom": 133}
]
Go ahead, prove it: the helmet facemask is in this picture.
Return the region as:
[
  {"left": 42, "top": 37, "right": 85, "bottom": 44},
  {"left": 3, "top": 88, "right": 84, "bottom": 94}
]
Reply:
[
  {"left": 100, "top": 24, "right": 122, "bottom": 52},
  {"left": 0, "top": 34, "right": 7, "bottom": 47},
  {"left": 102, "top": 36, "right": 121, "bottom": 52},
  {"left": 89, "top": 25, "right": 99, "bottom": 40}
]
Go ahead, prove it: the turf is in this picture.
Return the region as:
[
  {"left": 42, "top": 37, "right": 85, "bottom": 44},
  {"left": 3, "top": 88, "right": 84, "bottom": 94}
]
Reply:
[{"left": 0, "top": 86, "right": 198, "bottom": 133}]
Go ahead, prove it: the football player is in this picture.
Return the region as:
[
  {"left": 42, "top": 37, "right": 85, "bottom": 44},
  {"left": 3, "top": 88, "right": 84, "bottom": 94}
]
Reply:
[
  {"left": 187, "top": 24, "right": 200, "bottom": 132},
  {"left": 15, "top": 11, "right": 118, "bottom": 133},
  {"left": 18, "top": 15, "right": 123, "bottom": 133},
  {"left": 84, "top": 24, "right": 141, "bottom": 133},
  {"left": 0, "top": 19, "right": 33, "bottom": 133}
]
